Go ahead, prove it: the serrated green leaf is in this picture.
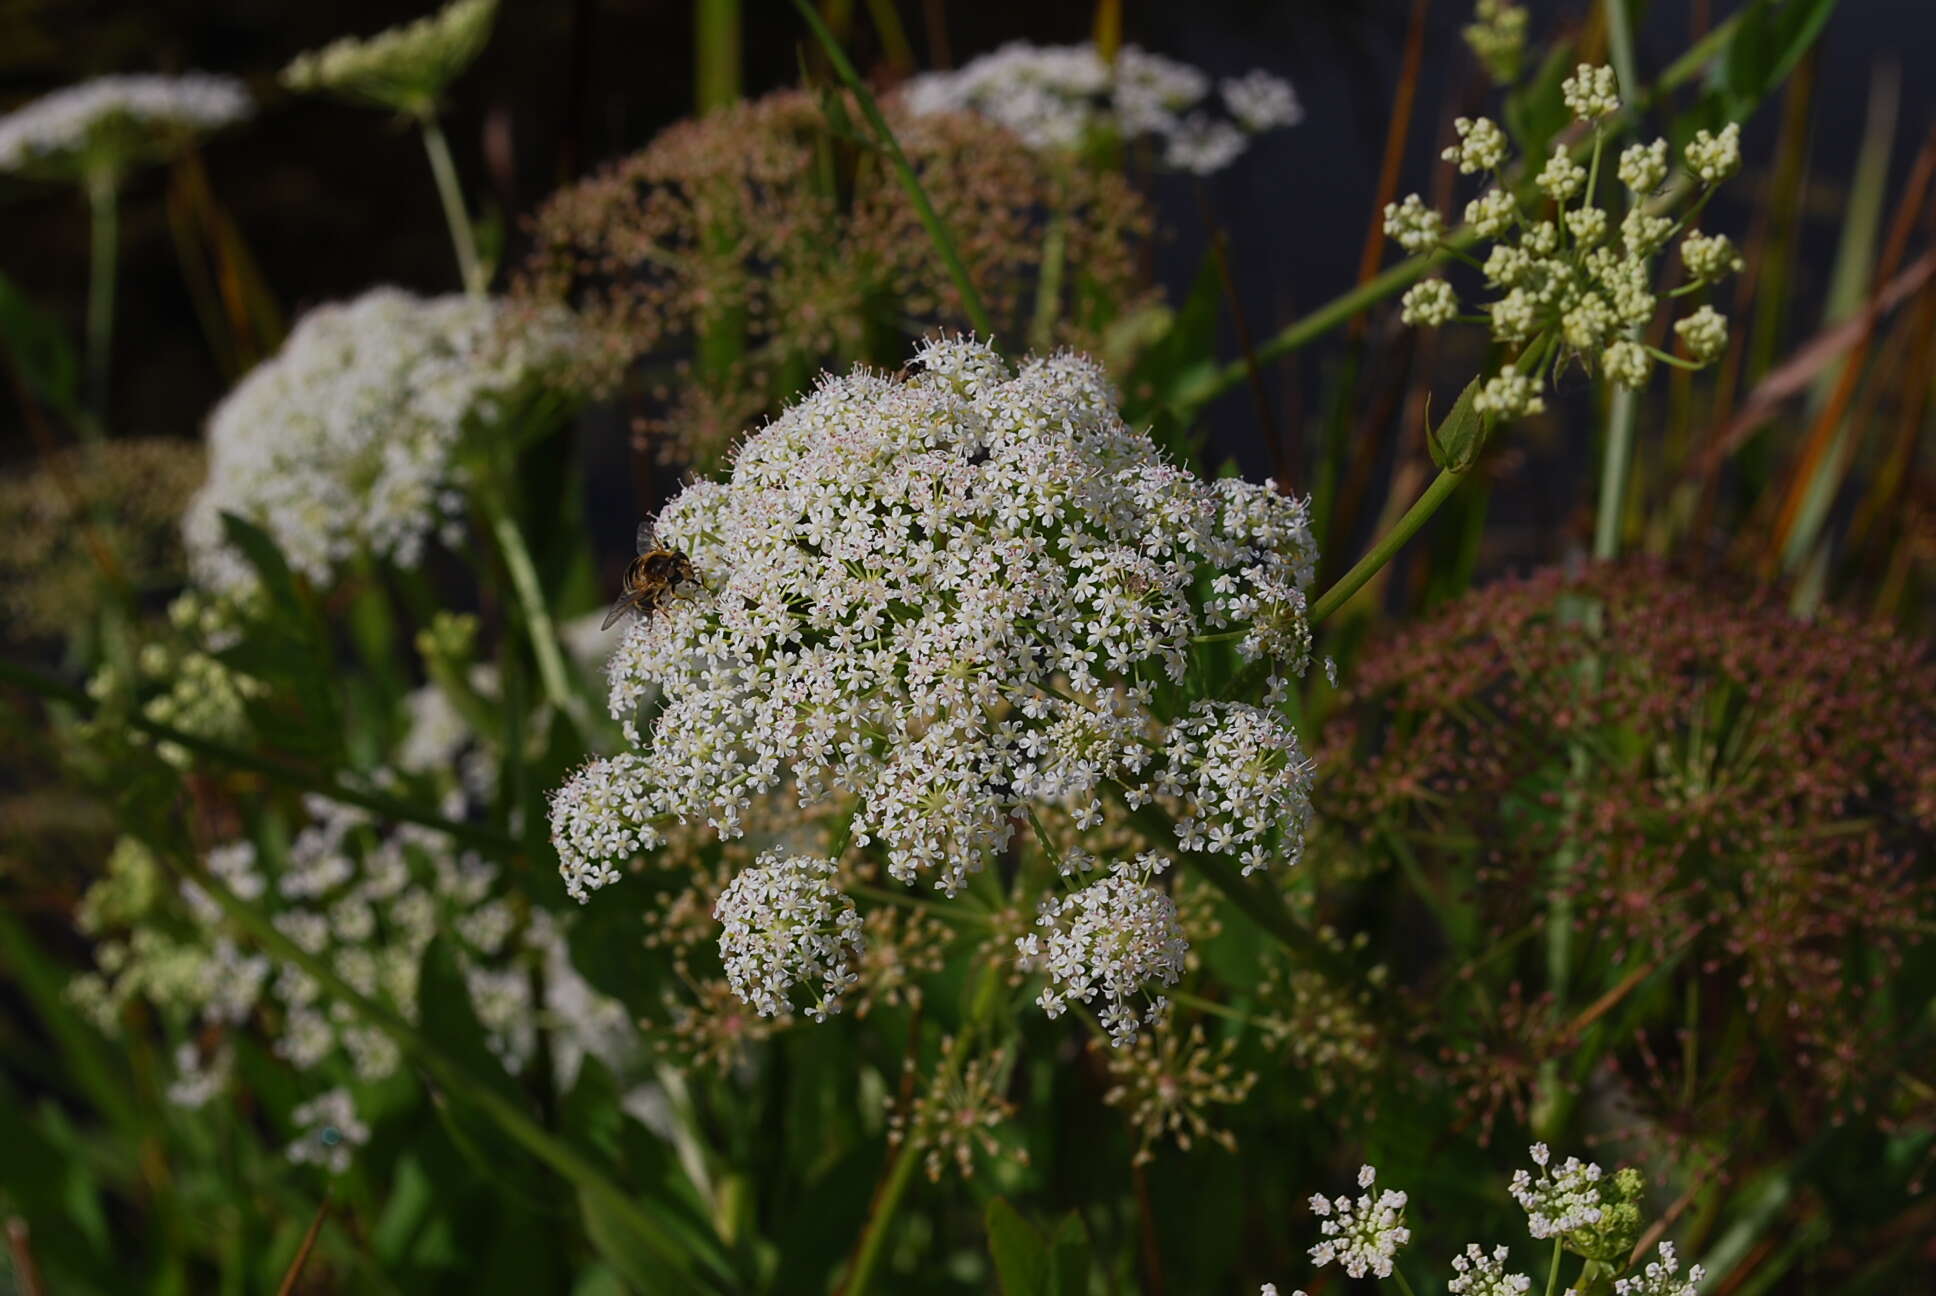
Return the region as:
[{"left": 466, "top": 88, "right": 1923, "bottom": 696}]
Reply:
[{"left": 1427, "top": 376, "right": 1492, "bottom": 473}]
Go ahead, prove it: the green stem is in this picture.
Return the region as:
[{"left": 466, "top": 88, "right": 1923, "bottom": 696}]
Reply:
[
  {"left": 1308, "top": 466, "right": 1464, "bottom": 625},
  {"left": 1594, "top": 332, "right": 1641, "bottom": 560},
  {"left": 791, "top": 0, "right": 995, "bottom": 339},
  {"left": 85, "top": 166, "right": 118, "bottom": 432},
  {"left": 419, "top": 115, "right": 485, "bottom": 296},
  {"left": 1605, "top": 0, "right": 1640, "bottom": 108},
  {"left": 479, "top": 492, "right": 590, "bottom": 735},
  {"left": 1391, "top": 1268, "right": 1420, "bottom": 1296},
  {"left": 693, "top": 0, "right": 742, "bottom": 113},
  {"left": 1546, "top": 1237, "right": 1565, "bottom": 1296},
  {"left": 0, "top": 657, "right": 518, "bottom": 853},
  {"left": 839, "top": 1138, "right": 921, "bottom": 1296}
]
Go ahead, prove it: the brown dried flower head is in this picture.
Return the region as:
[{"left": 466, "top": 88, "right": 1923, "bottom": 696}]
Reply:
[
  {"left": 515, "top": 89, "right": 1155, "bottom": 467},
  {"left": 1322, "top": 561, "right": 1936, "bottom": 1133}
]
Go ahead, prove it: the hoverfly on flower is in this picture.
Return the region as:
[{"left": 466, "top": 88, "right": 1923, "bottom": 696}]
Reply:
[{"left": 602, "top": 519, "right": 698, "bottom": 631}]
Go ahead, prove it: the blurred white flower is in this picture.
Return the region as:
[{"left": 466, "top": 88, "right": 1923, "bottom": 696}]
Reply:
[
  {"left": 0, "top": 73, "right": 247, "bottom": 178},
  {"left": 902, "top": 41, "right": 1298, "bottom": 174},
  {"left": 183, "top": 288, "right": 569, "bottom": 592}
]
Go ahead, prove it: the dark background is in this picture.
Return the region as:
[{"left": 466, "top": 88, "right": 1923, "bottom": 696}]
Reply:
[{"left": 3, "top": 0, "right": 1931, "bottom": 562}]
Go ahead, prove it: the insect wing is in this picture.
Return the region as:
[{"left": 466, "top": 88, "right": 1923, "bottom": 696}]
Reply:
[
  {"left": 636, "top": 519, "right": 657, "bottom": 555},
  {"left": 600, "top": 589, "right": 636, "bottom": 632}
]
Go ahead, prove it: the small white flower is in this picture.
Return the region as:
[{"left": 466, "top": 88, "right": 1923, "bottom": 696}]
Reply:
[
  {"left": 1613, "top": 1241, "right": 1705, "bottom": 1296},
  {"left": 1307, "top": 1163, "right": 1412, "bottom": 1280},
  {"left": 1221, "top": 70, "right": 1303, "bottom": 132},
  {"left": 1674, "top": 305, "right": 1728, "bottom": 362},
  {"left": 1509, "top": 1145, "right": 1607, "bottom": 1239},
  {"left": 1021, "top": 852, "right": 1187, "bottom": 1046},
  {"left": 1562, "top": 63, "right": 1621, "bottom": 121},
  {"left": 287, "top": 1087, "right": 370, "bottom": 1174},
  {"left": 1449, "top": 1243, "right": 1533, "bottom": 1295},
  {"left": 1601, "top": 339, "right": 1652, "bottom": 388},
  {"left": 1401, "top": 279, "right": 1460, "bottom": 327},
  {"left": 1443, "top": 116, "right": 1508, "bottom": 173},
  {"left": 1384, "top": 193, "right": 1445, "bottom": 253},
  {"left": 714, "top": 851, "right": 864, "bottom": 1022},
  {"left": 1685, "top": 123, "right": 1742, "bottom": 185},
  {"left": 1489, "top": 289, "right": 1540, "bottom": 343},
  {"left": 1617, "top": 138, "right": 1669, "bottom": 193}
]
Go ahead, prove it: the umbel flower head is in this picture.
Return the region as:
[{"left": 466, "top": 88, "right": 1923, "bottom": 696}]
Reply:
[
  {"left": 1018, "top": 851, "right": 1188, "bottom": 1044},
  {"left": 713, "top": 850, "right": 864, "bottom": 1022},
  {"left": 516, "top": 88, "right": 1154, "bottom": 468},
  {"left": 1308, "top": 1164, "right": 1412, "bottom": 1279},
  {"left": 283, "top": 0, "right": 497, "bottom": 117},
  {"left": 1387, "top": 67, "right": 1746, "bottom": 419},
  {"left": 550, "top": 337, "right": 1319, "bottom": 914},
  {"left": 902, "top": 41, "right": 1301, "bottom": 174},
  {"left": 0, "top": 74, "right": 248, "bottom": 181},
  {"left": 183, "top": 288, "right": 569, "bottom": 592}
]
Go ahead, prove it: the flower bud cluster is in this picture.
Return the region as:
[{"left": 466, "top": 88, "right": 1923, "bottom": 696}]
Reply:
[
  {"left": 282, "top": 0, "right": 497, "bottom": 116},
  {"left": 1463, "top": 1, "right": 1530, "bottom": 85},
  {"left": 1385, "top": 76, "right": 1747, "bottom": 412}
]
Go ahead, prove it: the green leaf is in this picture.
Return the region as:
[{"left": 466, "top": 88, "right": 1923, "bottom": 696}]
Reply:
[
  {"left": 578, "top": 1185, "right": 711, "bottom": 1296},
  {"left": 986, "top": 1197, "right": 1052, "bottom": 1296},
  {"left": 1425, "top": 376, "right": 1493, "bottom": 473}
]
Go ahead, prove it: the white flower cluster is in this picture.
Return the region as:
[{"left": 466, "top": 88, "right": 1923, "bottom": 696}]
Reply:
[
  {"left": 73, "top": 783, "right": 629, "bottom": 1170},
  {"left": 1159, "top": 702, "right": 1314, "bottom": 874},
  {"left": 1509, "top": 1143, "right": 1609, "bottom": 1239},
  {"left": 283, "top": 0, "right": 497, "bottom": 115},
  {"left": 1386, "top": 76, "right": 1747, "bottom": 412},
  {"left": 1450, "top": 1243, "right": 1532, "bottom": 1295},
  {"left": 1016, "top": 851, "right": 1187, "bottom": 1045},
  {"left": 902, "top": 42, "right": 1300, "bottom": 174},
  {"left": 1611, "top": 1242, "right": 1704, "bottom": 1296},
  {"left": 1309, "top": 1163, "right": 1412, "bottom": 1280},
  {"left": 551, "top": 339, "right": 1316, "bottom": 909},
  {"left": 287, "top": 1088, "right": 369, "bottom": 1175},
  {"left": 714, "top": 851, "right": 864, "bottom": 1022},
  {"left": 0, "top": 73, "right": 248, "bottom": 176},
  {"left": 184, "top": 288, "right": 568, "bottom": 592}
]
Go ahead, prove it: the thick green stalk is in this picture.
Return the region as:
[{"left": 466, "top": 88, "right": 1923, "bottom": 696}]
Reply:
[
  {"left": 1594, "top": 346, "right": 1640, "bottom": 559},
  {"left": 1308, "top": 466, "right": 1463, "bottom": 625},
  {"left": 839, "top": 1140, "right": 922, "bottom": 1296},
  {"left": 791, "top": 0, "right": 995, "bottom": 338},
  {"left": 1605, "top": 0, "right": 1639, "bottom": 107},
  {"left": 419, "top": 115, "right": 485, "bottom": 296},
  {"left": 85, "top": 165, "right": 119, "bottom": 431},
  {"left": 694, "top": 0, "right": 742, "bottom": 113},
  {"left": 0, "top": 657, "right": 515, "bottom": 853}
]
